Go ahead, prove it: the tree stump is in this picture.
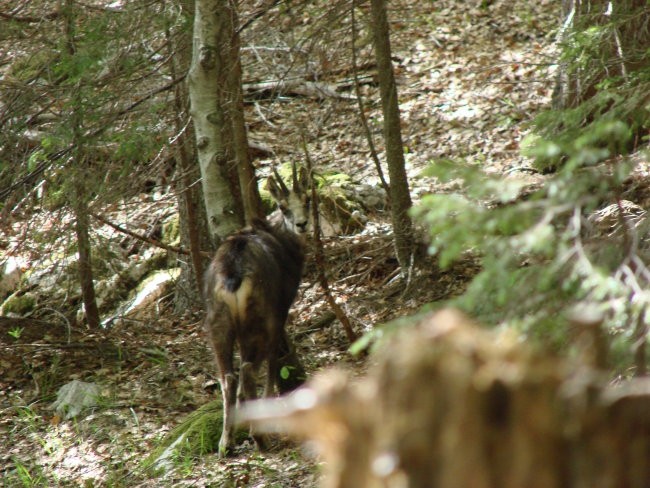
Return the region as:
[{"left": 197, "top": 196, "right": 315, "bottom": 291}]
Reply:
[{"left": 240, "top": 309, "right": 650, "bottom": 488}]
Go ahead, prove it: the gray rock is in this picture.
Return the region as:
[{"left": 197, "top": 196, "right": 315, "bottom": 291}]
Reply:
[{"left": 51, "top": 380, "right": 102, "bottom": 419}]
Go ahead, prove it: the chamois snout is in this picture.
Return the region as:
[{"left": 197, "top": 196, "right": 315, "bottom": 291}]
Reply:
[{"left": 296, "top": 220, "right": 309, "bottom": 234}]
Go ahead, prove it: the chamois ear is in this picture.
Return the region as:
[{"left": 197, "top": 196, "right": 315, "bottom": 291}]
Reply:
[
  {"left": 297, "top": 166, "right": 310, "bottom": 192},
  {"left": 266, "top": 175, "right": 283, "bottom": 201}
]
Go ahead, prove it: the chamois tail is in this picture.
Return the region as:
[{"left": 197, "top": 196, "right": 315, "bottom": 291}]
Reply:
[{"left": 219, "top": 236, "right": 249, "bottom": 293}]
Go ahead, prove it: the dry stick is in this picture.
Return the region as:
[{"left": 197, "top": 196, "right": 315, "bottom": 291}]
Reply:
[
  {"left": 237, "top": 0, "right": 283, "bottom": 34},
  {"left": 350, "top": 0, "right": 389, "bottom": 195},
  {"left": 615, "top": 196, "right": 648, "bottom": 376},
  {"left": 89, "top": 212, "right": 211, "bottom": 258},
  {"left": 0, "top": 10, "right": 61, "bottom": 22},
  {"left": 301, "top": 136, "right": 357, "bottom": 343}
]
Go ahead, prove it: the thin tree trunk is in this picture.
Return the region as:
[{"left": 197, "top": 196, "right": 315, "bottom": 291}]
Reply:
[
  {"left": 64, "top": 0, "right": 100, "bottom": 328},
  {"left": 369, "top": 0, "right": 414, "bottom": 275},
  {"left": 189, "top": 0, "right": 243, "bottom": 246},
  {"left": 166, "top": 0, "right": 208, "bottom": 309},
  {"left": 73, "top": 181, "right": 100, "bottom": 329},
  {"left": 227, "top": 0, "right": 263, "bottom": 223}
]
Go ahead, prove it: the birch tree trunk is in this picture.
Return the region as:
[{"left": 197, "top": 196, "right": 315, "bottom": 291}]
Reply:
[
  {"left": 369, "top": 0, "right": 414, "bottom": 274},
  {"left": 188, "top": 0, "right": 243, "bottom": 246}
]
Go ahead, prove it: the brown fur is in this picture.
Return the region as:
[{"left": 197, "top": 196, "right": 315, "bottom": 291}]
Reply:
[{"left": 204, "top": 165, "right": 309, "bottom": 456}]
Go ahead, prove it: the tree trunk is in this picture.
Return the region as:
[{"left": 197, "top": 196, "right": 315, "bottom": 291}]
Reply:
[
  {"left": 64, "top": 0, "right": 100, "bottom": 328},
  {"left": 369, "top": 0, "right": 414, "bottom": 274},
  {"left": 73, "top": 180, "right": 100, "bottom": 329},
  {"left": 188, "top": 0, "right": 244, "bottom": 247},
  {"left": 166, "top": 0, "right": 210, "bottom": 310},
  {"left": 226, "top": 0, "right": 264, "bottom": 223}
]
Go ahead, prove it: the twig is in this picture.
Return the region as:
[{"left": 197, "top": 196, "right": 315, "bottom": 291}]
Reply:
[
  {"left": 0, "top": 148, "right": 70, "bottom": 201},
  {"left": 301, "top": 135, "right": 357, "bottom": 343},
  {"left": 350, "top": 0, "right": 390, "bottom": 195},
  {"left": 89, "top": 212, "right": 211, "bottom": 258},
  {"left": 0, "top": 10, "right": 60, "bottom": 22},
  {"left": 237, "top": 0, "right": 283, "bottom": 34},
  {"left": 0, "top": 76, "right": 185, "bottom": 204}
]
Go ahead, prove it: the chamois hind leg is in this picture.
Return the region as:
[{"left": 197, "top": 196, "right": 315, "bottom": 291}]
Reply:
[
  {"left": 264, "top": 315, "right": 284, "bottom": 399},
  {"left": 239, "top": 337, "right": 269, "bottom": 450},
  {"left": 204, "top": 304, "right": 236, "bottom": 457},
  {"left": 276, "top": 327, "right": 306, "bottom": 393}
]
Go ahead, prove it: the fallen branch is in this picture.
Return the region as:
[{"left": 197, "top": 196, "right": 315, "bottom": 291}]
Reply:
[
  {"left": 244, "top": 79, "right": 356, "bottom": 101},
  {"left": 89, "top": 212, "right": 211, "bottom": 258}
]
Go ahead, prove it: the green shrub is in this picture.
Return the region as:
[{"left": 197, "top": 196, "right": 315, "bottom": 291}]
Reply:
[{"left": 412, "top": 121, "right": 648, "bottom": 371}]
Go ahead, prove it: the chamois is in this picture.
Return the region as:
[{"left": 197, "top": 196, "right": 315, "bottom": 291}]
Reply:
[{"left": 203, "top": 162, "right": 310, "bottom": 456}]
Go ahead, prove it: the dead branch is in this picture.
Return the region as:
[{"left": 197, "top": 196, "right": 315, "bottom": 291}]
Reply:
[
  {"left": 302, "top": 136, "right": 357, "bottom": 343},
  {"left": 89, "top": 212, "right": 211, "bottom": 258},
  {"left": 244, "top": 79, "right": 356, "bottom": 101}
]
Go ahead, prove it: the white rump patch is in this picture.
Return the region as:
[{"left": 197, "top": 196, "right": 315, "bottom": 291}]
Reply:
[{"left": 215, "top": 277, "right": 253, "bottom": 322}]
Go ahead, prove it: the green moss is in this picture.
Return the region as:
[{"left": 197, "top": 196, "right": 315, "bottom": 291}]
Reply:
[
  {"left": 162, "top": 214, "right": 180, "bottom": 246},
  {"left": 316, "top": 171, "right": 352, "bottom": 188},
  {"left": 2, "top": 293, "right": 36, "bottom": 315}
]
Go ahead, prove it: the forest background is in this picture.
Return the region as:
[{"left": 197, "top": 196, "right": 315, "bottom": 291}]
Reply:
[{"left": 1, "top": 0, "right": 649, "bottom": 486}]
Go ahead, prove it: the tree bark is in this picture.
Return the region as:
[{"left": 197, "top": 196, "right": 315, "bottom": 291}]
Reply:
[
  {"left": 166, "top": 0, "right": 210, "bottom": 310},
  {"left": 226, "top": 1, "right": 264, "bottom": 223},
  {"left": 369, "top": 0, "right": 414, "bottom": 274},
  {"left": 242, "top": 310, "right": 650, "bottom": 488},
  {"left": 188, "top": 0, "right": 244, "bottom": 247},
  {"left": 73, "top": 180, "right": 100, "bottom": 329}
]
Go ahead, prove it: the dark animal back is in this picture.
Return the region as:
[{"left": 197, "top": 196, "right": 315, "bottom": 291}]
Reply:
[{"left": 217, "top": 235, "right": 249, "bottom": 293}]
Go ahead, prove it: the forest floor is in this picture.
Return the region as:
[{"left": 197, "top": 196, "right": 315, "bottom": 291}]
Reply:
[{"left": 1, "top": 0, "right": 561, "bottom": 486}]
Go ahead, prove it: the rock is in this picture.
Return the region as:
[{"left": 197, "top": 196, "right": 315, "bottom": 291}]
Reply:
[
  {"left": 0, "top": 256, "right": 27, "bottom": 298},
  {"left": 100, "top": 268, "right": 180, "bottom": 326},
  {"left": 51, "top": 380, "right": 102, "bottom": 419}
]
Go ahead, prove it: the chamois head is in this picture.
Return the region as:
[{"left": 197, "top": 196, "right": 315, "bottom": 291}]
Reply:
[{"left": 267, "top": 162, "right": 311, "bottom": 235}]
